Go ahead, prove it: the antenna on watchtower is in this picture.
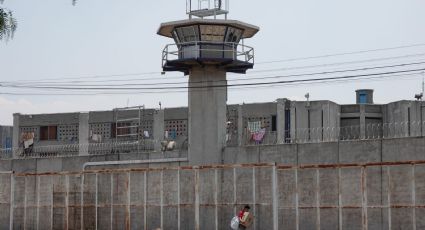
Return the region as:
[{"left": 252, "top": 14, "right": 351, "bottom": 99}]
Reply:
[{"left": 187, "top": 0, "right": 229, "bottom": 19}]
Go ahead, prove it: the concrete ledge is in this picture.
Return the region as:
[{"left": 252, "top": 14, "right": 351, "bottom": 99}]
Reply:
[
  {"left": 382, "top": 137, "right": 425, "bottom": 162},
  {"left": 260, "top": 144, "right": 297, "bottom": 164},
  {"left": 339, "top": 140, "right": 381, "bottom": 163},
  {"left": 0, "top": 160, "right": 12, "bottom": 171},
  {"left": 36, "top": 158, "right": 63, "bottom": 173},
  {"left": 12, "top": 159, "right": 37, "bottom": 173},
  {"left": 298, "top": 142, "right": 338, "bottom": 164}
]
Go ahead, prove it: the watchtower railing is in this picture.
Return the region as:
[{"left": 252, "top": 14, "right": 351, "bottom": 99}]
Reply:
[{"left": 162, "top": 41, "right": 254, "bottom": 68}]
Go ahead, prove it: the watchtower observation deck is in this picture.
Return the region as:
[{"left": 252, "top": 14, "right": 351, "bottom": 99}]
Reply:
[{"left": 158, "top": 1, "right": 259, "bottom": 75}]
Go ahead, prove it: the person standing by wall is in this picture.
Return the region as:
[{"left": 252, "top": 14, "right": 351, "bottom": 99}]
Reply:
[{"left": 238, "top": 205, "right": 253, "bottom": 229}]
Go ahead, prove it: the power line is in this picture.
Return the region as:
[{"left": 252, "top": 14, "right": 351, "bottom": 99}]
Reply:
[
  {"left": 6, "top": 42, "right": 425, "bottom": 83},
  {"left": 2, "top": 68, "right": 424, "bottom": 92},
  {"left": 0, "top": 71, "right": 422, "bottom": 96},
  {"left": 3, "top": 61, "right": 425, "bottom": 89},
  {"left": 5, "top": 52, "right": 425, "bottom": 86},
  {"left": 256, "top": 42, "right": 425, "bottom": 65}
]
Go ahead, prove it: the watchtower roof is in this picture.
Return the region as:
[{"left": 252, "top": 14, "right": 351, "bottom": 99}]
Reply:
[{"left": 157, "top": 19, "right": 260, "bottom": 39}]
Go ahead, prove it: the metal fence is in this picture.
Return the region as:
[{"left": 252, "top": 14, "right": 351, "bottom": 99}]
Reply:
[
  {"left": 1, "top": 160, "right": 424, "bottom": 229},
  {"left": 242, "top": 121, "right": 425, "bottom": 146},
  {"left": 0, "top": 140, "right": 158, "bottom": 159}
]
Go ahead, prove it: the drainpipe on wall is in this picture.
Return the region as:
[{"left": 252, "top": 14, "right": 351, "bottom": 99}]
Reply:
[{"left": 82, "top": 157, "right": 188, "bottom": 170}]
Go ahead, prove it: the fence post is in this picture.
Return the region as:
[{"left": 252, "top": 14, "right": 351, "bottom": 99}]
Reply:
[
  {"left": 144, "top": 172, "right": 147, "bottom": 230},
  {"left": 272, "top": 164, "right": 279, "bottom": 230},
  {"left": 338, "top": 168, "right": 342, "bottom": 230},
  {"left": 316, "top": 169, "right": 321, "bottom": 230},
  {"left": 65, "top": 175, "right": 69, "bottom": 230},
  {"left": 252, "top": 167, "right": 256, "bottom": 230},
  {"left": 177, "top": 170, "right": 181, "bottom": 230},
  {"left": 412, "top": 165, "right": 416, "bottom": 230},
  {"left": 194, "top": 168, "right": 200, "bottom": 230},
  {"left": 295, "top": 168, "right": 299, "bottom": 230},
  {"left": 386, "top": 167, "right": 392, "bottom": 230},
  {"left": 214, "top": 169, "right": 218, "bottom": 230},
  {"left": 361, "top": 167, "right": 368, "bottom": 230},
  {"left": 9, "top": 173, "right": 14, "bottom": 230},
  {"left": 95, "top": 174, "right": 98, "bottom": 230}
]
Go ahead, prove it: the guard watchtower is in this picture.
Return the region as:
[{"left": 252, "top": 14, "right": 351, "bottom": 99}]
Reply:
[{"left": 158, "top": 0, "right": 259, "bottom": 165}]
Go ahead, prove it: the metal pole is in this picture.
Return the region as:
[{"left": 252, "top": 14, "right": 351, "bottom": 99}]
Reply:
[
  {"left": 110, "top": 174, "right": 114, "bottom": 230},
  {"left": 195, "top": 168, "right": 200, "bottom": 230},
  {"left": 24, "top": 177, "right": 27, "bottom": 230},
  {"left": 252, "top": 167, "right": 256, "bottom": 230},
  {"left": 316, "top": 169, "right": 320, "bottom": 230},
  {"left": 144, "top": 172, "right": 147, "bottom": 230},
  {"left": 387, "top": 167, "right": 392, "bottom": 230},
  {"left": 295, "top": 169, "right": 299, "bottom": 230},
  {"left": 50, "top": 176, "right": 54, "bottom": 230},
  {"left": 361, "top": 167, "right": 368, "bottom": 230},
  {"left": 233, "top": 167, "right": 237, "bottom": 215},
  {"left": 9, "top": 173, "right": 15, "bottom": 230},
  {"left": 65, "top": 175, "right": 69, "bottom": 230},
  {"left": 338, "top": 168, "right": 342, "bottom": 230},
  {"left": 214, "top": 169, "right": 218, "bottom": 230},
  {"left": 160, "top": 171, "right": 164, "bottom": 230},
  {"left": 36, "top": 176, "right": 40, "bottom": 230},
  {"left": 272, "top": 165, "right": 279, "bottom": 230},
  {"left": 80, "top": 174, "right": 84, "bottom": 230},
  {"left": 95, "top": 174, "right": 98, "bottom": 230},
  {"left": 412, "top": 165, "right": 416, "bottom": 230},
  {"left": 127, "top": 172, "right": 131, "bottom": 230},
  {"left": 177, "top": 170, "right": 181, "bottom": 230}
]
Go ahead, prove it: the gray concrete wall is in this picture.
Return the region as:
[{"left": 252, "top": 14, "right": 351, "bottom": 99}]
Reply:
[
  {"left": 223, "top": 137, "right": 425, "bottom": 165},
  {"left": 291, "top": 101, "right": 340, "bottom": 142},
  {"left": 19, "top": 112, "right": 80, "bottom": 126},
  {"left": 1, "top": 137, "right": 424, "bottom": 230}
]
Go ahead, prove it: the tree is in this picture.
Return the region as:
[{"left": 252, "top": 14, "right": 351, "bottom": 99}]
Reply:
[{"left": 0, "top": 5, "right": 17, "bottom": 41}]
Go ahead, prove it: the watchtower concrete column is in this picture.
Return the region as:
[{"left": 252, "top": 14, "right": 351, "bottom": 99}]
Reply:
[{"left": 188, "top": 66, "right": 227, "bottom": 165}]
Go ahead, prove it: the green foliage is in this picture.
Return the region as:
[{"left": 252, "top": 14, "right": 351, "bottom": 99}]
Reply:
[{"left": 0, "top": 7, "right": 17, "bottom": 41}]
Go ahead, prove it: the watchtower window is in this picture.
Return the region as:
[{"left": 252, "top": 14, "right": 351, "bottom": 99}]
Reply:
[
  {"left": 200, "top": 25, "right": 226, "bottom": 41},
  {"left": 175, "top": 26, "right": 199, "bottom": 42},
  {"left": 225, "top": 27, "right": 242, "bottom": 43}
]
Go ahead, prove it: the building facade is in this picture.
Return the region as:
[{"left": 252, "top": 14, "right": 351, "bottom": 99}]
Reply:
[{"left": 8, "top": 90, "right": 425, "bottom": 159}]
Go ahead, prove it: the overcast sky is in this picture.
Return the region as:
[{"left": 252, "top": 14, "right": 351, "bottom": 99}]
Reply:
[{"left": 1, "top": 0, "right": 425, "bottom": 125}]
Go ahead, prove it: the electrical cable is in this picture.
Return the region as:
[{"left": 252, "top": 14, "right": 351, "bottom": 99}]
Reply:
[
  {"left": 1, "top": 68, "right": 424, "bottom": 92},
  {"left": 0, "top": 72, "right": 422, "bottom": 96},
  {"left": 2, "top": 61, "right": 425, "bottom": 89}
]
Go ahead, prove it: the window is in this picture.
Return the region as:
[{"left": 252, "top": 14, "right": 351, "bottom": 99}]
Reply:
[
  {"left": 40, "top": 126, "right": 57, "bottom": 141},
  {"left": 175, "top": 26, "right": 199, "bottom": 42},
  {"left": 225, "top": 27, "right": 242, "bottom": 43},
  {"left": 359, "top": 93, "right": 367, "bottom": 104},
  {"left": 285, "top": 109, "right": 291, "bottom": 142},
  {"left": 271, "top": 115, "right": 277, "bottom": 132},
  {"left": 111, "top": 123, "right": 132, "bottom": 138},
  {"left": 200, "top": 25, "right": 226, "bottom": 41}
]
